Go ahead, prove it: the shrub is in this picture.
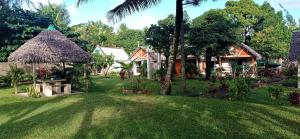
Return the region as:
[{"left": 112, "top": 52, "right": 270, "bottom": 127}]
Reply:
[
  {"left": 7, "top": 64, "right": 25, "bottom": 94},
  {"left": 185, "top": 62, "right": 198, "bottom": 77},
  {"left": 288, "top": 92, "right": 300, "bottom": 105},
  {"left": 27, "top": 85, "right": 41, "bottom": 98},
  {"left": 0, "top": 75, "right": 11, "bottom": 87},
  {"left": 122, "top": 76, "right": 147, "bottom": 93},
  {"left": 228, "top": 77, "right": 250, "bottom": 100},
  {"left": 268, "top": 85, "right": 284, "bottom": 100},
  {"left": 153, "top": 68, "right": 166, "bottom": 82},
  {"left": 282, "top": 62, "right": 297, "bottom": 77},
  {"left": 281, "top": 79, "right": 297, "bottom": 88}
]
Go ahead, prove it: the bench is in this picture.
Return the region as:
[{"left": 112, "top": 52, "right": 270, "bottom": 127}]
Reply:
[{"left": 42, "top": 83, "right": 72, "bottom": 96}]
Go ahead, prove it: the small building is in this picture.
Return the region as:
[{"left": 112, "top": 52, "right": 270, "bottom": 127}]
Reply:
[
  {"left": 217, "top": 44, "right": 262, "bottom": 75},
  {"left": 176, "top": 44, "right": 262, "bottom": 77},
  {"left": 93, "top": 46, "right": 129, "bottom": 72},
  {"left": 130, "top": 47, "right": 165, "bottom": 76}
]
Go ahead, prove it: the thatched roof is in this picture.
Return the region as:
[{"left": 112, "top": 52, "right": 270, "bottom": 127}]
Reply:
[
  {"left": 8, "top": 29, "right": 91, "bottom": 64},
  {"left": 289, "top": 31, "right": 300, "bottom": 61},
  {"left": 241, "top": 43, "right": 262, "bottom": 60}
]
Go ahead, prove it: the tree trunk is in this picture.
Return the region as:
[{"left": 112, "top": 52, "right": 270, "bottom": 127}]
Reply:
[
  {"left": 180, "top": 19, "right": 186, "bottom": 93},
  {"left": 104, "top": 65, "right": 111, "bottom": 76},
  {"left": 205, "top": 47, "right": 213, "bottom": 80},
  {"left": 14, "top": 84, "right": 18, "bottom": 94},
  {"left": 165, "top": 54, "right": 169, "bottom": 70},
  {"left": 62, "top": 62, "right": 66, "bottom": 78},
  {"left": 161, "top": 0, "right": 183, "bottom": 95},
  {"left": 298, "top": 61, "right": 300, "bottom": 88},
  {"left": 157, "top": 52, "right": 161, "bottom": 70}
]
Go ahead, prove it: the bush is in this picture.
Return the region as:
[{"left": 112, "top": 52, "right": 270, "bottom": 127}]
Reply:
[
  {"left": 268, "top": 85, "right": 284, "bottom": 100},
  {"left": 0, "top": 75, "right": 11, "bottom": 87},
  {"left": 153, "top": 68, "right": 166, "bottom": 82},
  {"left": 185, "top": 62, "right": 198, "bottom": 77},
  {"left": 228, "top": 77, "right": 250, "bottom": 100},
  {"left": 281, "top": 79, "right": 297, "bottom": 88},
  {"left": 288, "top": 92, "right": 300, "bottom": 105},
  {"left": 7, "top": 64, "right": 25, "bottom": 94},
  {"left": 27, "top": 85, "right": 41, "bottom": 98},
  {"left": 122, "top": 76, "right": 147, "bottom": 93},
  {"left": 282, "top": 62, "right": 297, "bottom": 77}
]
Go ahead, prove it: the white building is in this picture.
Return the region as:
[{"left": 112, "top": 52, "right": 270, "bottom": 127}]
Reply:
[{"left": 93, "top": 46, "right": 129, "bottom": 72}]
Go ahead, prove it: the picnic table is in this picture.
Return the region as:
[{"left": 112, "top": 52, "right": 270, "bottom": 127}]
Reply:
[{"left": 36, "top": 79, "right": 71, "bottom": 96}]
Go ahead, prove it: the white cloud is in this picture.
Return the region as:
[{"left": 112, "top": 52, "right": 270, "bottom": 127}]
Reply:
[
  {"left": 267, "top": 0, "right": 300, "bottom": 9},
  {"left": 23, "top": 0, "right": 64, "bottom": 10},
  {"left": 31, "top": 0, "right": 63, "bottom": 5},
  {"left": 123, "top": 15, "right": 156, "bottom": 29},
  {"left": 67, "top": 4, "right": 77, "bottom": 15}
]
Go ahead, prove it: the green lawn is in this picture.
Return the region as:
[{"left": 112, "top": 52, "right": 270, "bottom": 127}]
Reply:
[{"left": 0, "top": 77, "right": 300, "bottom": 139}]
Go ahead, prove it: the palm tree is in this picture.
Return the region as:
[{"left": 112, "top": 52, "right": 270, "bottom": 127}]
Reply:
[{"left": 77, "top": 0, "right": 205, "bottom": 95}]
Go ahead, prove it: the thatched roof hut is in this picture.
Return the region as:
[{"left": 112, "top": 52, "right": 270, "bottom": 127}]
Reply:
[
  {"left": 8, "top": 28, "right": 91, "bottom": 64},
  {"left": 289, "top": 31, "right": 300, "bottom": 62}
]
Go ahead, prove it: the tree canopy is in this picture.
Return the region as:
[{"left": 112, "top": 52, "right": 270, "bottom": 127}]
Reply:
[
  {"left": 0, "top": 3, "right": 53, "bottom": 61},
  {"left": 115, "top": 24, "right": 145, "bottom": 54},
  {"left": 36, "top": 3, "right": 71, "bottom": 28},
  {"left": 190, "top": 9, "right": 241, "bottom": 79}
]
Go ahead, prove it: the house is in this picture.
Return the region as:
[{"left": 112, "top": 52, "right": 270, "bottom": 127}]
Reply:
[
  {"left": 176, "top": 44, "right": 262, "bottom": 77},
  {"left": 93, "top": 46, "right": 129, "bottom": 72},
  {"left": 215, "top": 44, "right": 262, "bottom": 75},
  {"left": 288, "top": 31, "right": 300, "bottom": 88},
  {"left": 130, "top": 47, "right": 165, "bottom": 76}
]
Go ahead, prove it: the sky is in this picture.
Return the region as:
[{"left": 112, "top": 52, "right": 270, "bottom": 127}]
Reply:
[{"left": 29, "top": 0, "right": 300, "bottom": 30}]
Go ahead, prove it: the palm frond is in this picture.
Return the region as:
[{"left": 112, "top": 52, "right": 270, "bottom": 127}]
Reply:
[
  {"left": 107, "top": 0, "right": 161, "bottom": 24},
  {"left": 76, "top": 0, "right": 93, "bottom": 7}
]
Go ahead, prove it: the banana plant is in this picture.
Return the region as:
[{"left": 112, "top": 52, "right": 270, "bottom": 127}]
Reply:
[{"left": 7, "top": 64, "right": 25, "bottom": 94}]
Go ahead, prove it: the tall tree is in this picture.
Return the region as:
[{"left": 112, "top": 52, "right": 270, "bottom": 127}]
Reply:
[
  {"left": 0, "top": 4, "right": 52, "bottom": 61},
  {"left": 251, "top": 2, "right": 291, "bottom": 62},
  {"left": 36, "top": 2, "right": 71, "bottom": 28},
  {"left": 115, "top": 24, "right": 145, "bottom": 53},
  {"left": 225, "top": 0, "right": 263, "bottom": 44},
  {"left": 72, "top": 21, "right": 115, "bottom": 52},
  {"left": 190, "top": 9, "right": 241, "bottom": 80}
]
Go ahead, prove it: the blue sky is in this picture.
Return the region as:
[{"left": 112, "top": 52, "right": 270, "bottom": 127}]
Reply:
[{"left": 31, "top": 0, "right": 300, "bottom": 30}]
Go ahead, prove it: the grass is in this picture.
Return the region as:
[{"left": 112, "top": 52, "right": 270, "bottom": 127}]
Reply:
[{"left": 0, "top": 77, "right": 300, "bottom": 139}]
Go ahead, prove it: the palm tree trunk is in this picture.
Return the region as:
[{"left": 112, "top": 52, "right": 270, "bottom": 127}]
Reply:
[
  {"left": 180, "top": 19, "right": 186, "bottom": 93},
  {"left": 205, "top": 47, "right": 213, "bottom": 80},
  {"left": 161, "top": 0, "right": 183, "bottom": 95}
]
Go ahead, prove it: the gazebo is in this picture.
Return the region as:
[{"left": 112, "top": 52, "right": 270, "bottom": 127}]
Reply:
[
  {"left": 289, "top": 31, "right": 300, "bottom": 88},
  {"left": 8, "top": 25, "right": 91, "bottom": 96}
]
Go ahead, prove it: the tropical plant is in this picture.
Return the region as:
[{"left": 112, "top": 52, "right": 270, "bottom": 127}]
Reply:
[
  {"left": 116, "top": 61, "right": 134, "bottom": 79},
  {"left": 27, "top": 85, "right": 42, "bottom": 98},
  {"left": 36, "top": 2, "right": 71, "bottom": 28},
  {"left": 268, "top": 85, "right": 283, "bottom": 100},
  {"left": 228, "top": 77, "right": 250, "bottom": 100},
  {"left": 7, "top": 64, "right": 25, "bottom": 94},
  {"left": 104, "top": 54, "right": 115, "bottom": 76}
]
